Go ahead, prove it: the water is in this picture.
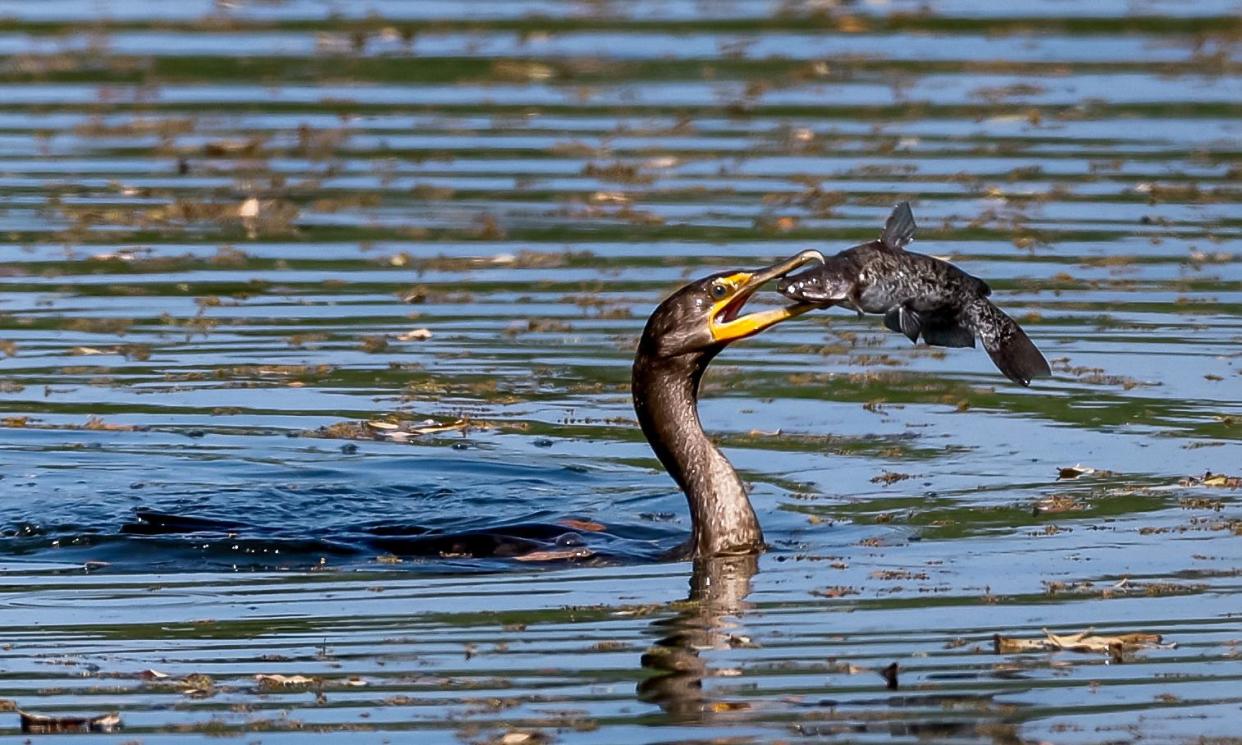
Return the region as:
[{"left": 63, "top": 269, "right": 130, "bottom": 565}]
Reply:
[{"left": 0, "top": 0, "right": 1239, "bottom": 740}]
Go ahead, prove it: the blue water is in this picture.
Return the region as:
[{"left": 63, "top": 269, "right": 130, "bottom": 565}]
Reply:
[{"left": 0, "top": 0, "right": 1238, "bottom": 740}]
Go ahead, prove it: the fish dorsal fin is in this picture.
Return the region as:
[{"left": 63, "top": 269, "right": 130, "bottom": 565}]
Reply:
[{"left": 880, "top": 202, "right": 917, "bottom": 250}]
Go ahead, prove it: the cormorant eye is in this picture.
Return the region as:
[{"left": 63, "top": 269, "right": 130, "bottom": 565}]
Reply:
[{"left": 710, "top": 283, "right": 729, "bottom": 299}]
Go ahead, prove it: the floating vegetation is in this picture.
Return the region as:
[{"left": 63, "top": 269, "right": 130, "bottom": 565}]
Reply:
[{"left": 994, "top": 628, "right": 1173, "bottom": 660}]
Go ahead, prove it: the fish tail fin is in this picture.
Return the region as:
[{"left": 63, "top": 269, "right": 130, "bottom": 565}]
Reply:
[
  {"left": 881, "top": 202, "right": 917, "bottom": 250},
  {"left": 963, "top": 298, "right": 1050, "bottom": 386}
]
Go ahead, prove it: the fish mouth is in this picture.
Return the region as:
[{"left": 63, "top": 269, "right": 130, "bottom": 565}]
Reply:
[
  {"left": 708, "top": 249, "right": 824, "bottom": 343},
  {"left": 775, "top": 274, "right": 799, "bottom": 296}
]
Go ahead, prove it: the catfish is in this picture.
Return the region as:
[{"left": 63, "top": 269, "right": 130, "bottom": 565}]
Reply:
[{"left": 778, "top": 203, "right": 1051, "bottom": 386}]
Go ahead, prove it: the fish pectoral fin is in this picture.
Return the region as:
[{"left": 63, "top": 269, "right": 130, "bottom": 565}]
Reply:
[
  {"left": 921, "top": 320, "right": 976, "bottom": 348},
  {"left": 881, "top": 201, "right": 917, "bottom": 250},
  {"left": 899, "top": 307, "right": 922, "bottom": 342},
  {"left": 883, "top": 306, "right": 922, "bottom": 343},
  {"left": 835, "top": 298, "right": 862, "bottom": 315},
  {"left": 848, "top": 288, "right": 865, "bottom": 317},
  {"left": 882, "top": 307, "right": 903, "bottom": 334}
]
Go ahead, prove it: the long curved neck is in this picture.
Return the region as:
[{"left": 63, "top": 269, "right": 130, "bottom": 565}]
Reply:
[{"left": 632, "top": 350, "right": 763, "bottom": 557}]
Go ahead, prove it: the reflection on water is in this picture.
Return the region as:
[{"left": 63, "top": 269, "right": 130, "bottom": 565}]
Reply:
[
  {"left": 639, "top": 555, "right": 759, "bottom": 721},
  {"left": 0, "top": 0, "right": 1239, "bottom": 740}
]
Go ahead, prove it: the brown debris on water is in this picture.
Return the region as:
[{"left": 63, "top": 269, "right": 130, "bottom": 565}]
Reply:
[
  {"left": 19, "top": 710, "right": 122, "bottom": 734},
  {"left": 83, "top": 415, "right": 136, "bottom": 431},
  {"left": 1057, "top": 464, "right": 1116, "bottom": 480},
  {"left": 359, "top": 335, "right": 389, "bottom": 353},
  {"left": 490, "top": 60, "right": 556, "bottom": 82},
  {"left": 1180, "top": 471, "right": 1240, "bottom": 489},
  {"left": 1048, "top": 358, "right": 1151, "bottom": 389},
  {"left": 582, "top": 161, "right": 654, "bottom": 185},
  {"left": 395, "top": 328, "right": 433, "bottom": 342},
  {"left": 491, "top": 731, "right": 551, "bottom": 745},
  {"left": 813, "top": 586, "right": 859, "bottom": 598},
  {"left": 870, "top": 471, "right": 910, "bottom": 486},
  {"left": 255, "top": 674, "right": 319, "bottom": 689},
  {"left": 870, "top": 569, "right": 929, "bottom": 581},
  {"left": 312, "top": 417, "right": 474, "bottom": 443},
  {"left": 202, "top": 136, "right": 265, "bottom": 158},
  {"left": 315, "top": 421, "right": 374, "bottom": 440},
  {"left": 1033, "top": 494, "right": 1088, "bottom": 514},
  {"left": 504, "top": 319, "right": 574, "bottom": 336},
  {"left": 994, "top": 628, "right": 1171, "bottom": 660},
  {"left": 178, "top": 673, "right": 217, "bottom": 698}
]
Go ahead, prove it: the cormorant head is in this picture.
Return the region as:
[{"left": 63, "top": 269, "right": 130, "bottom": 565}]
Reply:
[{"left": 640, "top": 250, "right": 824, "bottom": 361}]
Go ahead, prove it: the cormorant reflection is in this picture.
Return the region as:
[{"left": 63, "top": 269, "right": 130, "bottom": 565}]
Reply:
[{"left": 637, "top": 555, "right": 758, "bottom": 721}]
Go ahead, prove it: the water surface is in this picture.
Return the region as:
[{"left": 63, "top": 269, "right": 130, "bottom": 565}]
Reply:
[{"left": 0, "top": 0, "right": 1239, "bottom": 741}]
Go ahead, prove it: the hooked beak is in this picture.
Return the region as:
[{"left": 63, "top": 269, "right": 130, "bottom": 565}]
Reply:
[{"left": 708, "top": 249, "right": 825, "bottom": 343}]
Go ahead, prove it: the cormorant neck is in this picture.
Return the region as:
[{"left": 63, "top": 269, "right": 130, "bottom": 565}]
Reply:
[{"left": 632, "top": 348, "right": 763, "bottom": 557}]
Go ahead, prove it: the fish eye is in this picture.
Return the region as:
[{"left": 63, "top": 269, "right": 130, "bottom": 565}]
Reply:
[{"left": 710, "top": 282, "right": 729, "bottom": 299}]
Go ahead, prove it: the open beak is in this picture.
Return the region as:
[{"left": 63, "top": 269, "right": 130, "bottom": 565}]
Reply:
[{"left": 708, "top": 249, "right": 825, "bottom": 343}]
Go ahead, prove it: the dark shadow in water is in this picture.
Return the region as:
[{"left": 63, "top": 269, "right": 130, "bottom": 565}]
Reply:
[
  {"left": 122, "top": 509, "right": 590, "bottom": 557},
  {"left": 72, "top": 507, "right": 679, "bottom": 570},
  {"left": 638, "top": 555, "right": 758, "bottom": 721}
]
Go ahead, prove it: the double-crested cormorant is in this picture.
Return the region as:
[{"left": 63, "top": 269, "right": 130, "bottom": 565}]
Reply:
[{"left": 632, "top": 250, "right": 822, "bottom": 559}]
